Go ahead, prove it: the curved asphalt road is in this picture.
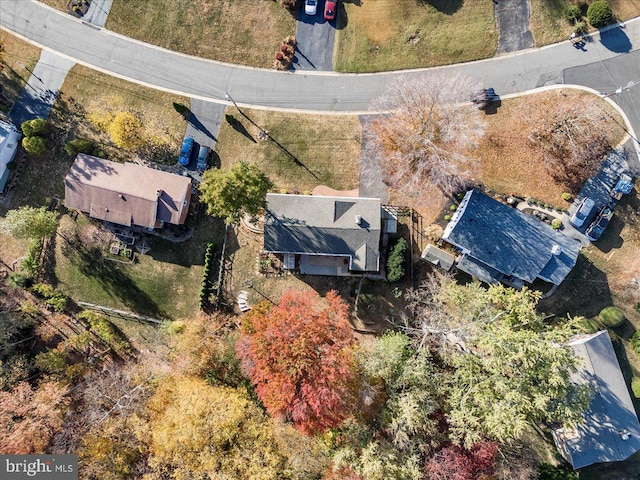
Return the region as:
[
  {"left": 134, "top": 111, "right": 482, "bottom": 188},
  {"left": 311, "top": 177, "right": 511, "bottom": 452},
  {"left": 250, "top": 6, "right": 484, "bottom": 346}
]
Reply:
[{"left": 1, "top": 1, "right": 640, "bottom": 114}]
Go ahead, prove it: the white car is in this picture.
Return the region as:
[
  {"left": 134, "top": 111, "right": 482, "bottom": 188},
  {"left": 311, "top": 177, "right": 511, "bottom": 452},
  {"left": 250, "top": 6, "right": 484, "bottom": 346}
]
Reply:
[
  {"left": 305, "top": 0, "right": 317, "bottom": 16},
  {"left": 569, "top": 197, "right": 595, "bottom": 228}
]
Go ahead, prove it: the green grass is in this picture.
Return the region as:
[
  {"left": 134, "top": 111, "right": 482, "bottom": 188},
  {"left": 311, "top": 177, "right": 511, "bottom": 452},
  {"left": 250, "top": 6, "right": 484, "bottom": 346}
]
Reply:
[
  {"left": 55, "top": 213, "right": 226, "bottom": 320},
  {"left": 104, "top": 0, "right": 295, "bottom": 68},
  {"left": 334, "top": 0, "right": 497, "bottom": 72},
  {"left": 215, "top": 108, "right": 361, "bottom": 192}
]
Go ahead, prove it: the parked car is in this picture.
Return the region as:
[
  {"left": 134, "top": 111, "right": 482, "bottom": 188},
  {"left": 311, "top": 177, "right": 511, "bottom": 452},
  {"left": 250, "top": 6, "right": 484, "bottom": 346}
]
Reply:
[
  {"left": 324, "top": 0, "right": 336, "bottom": 20},
  {"left": 470, "top": 88, "right": 498, "bottom": 110},
  {"left": 305, "top": 0, "right": 317, "bottom": 15},
  {"left": 569, "top": 197, "right": 595, "bottom": 228},
  {"left": 178, "top": 137, "right": 194, "bottom": 166},
  {"left": 585, "top": 205, "right": 614, "bottom": 241},
  {"left": 197, "top": 145, "right": 210, "bottom": 171}
]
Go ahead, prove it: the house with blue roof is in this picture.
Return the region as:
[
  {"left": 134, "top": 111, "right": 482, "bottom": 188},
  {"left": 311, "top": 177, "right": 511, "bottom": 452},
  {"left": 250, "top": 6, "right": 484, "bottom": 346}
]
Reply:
[
  {"left": 553, "top": 331, "right": 640, "bottom": 469},
  {"left": 0, "top": 119, "right": 21, "bottom": 193},
  {"left": 442, "top": 189, "right": 581, "bottom": 287}
]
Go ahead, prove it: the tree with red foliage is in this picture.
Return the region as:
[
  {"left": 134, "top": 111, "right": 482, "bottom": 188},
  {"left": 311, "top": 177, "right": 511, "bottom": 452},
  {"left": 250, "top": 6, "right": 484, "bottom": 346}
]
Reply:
[
  {"left": 426, "top": 441, "right": 498, "bottom": 480},
  {"left": 237, "top": 289, "right": 357, "bottom": 434}
]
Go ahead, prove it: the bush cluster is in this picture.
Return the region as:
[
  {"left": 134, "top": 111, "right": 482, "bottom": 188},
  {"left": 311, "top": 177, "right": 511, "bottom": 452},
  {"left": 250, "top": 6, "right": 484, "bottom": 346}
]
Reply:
[
  {"left": 31, "top": 283, "right": 67, "bottom": 312},
  {"left": 21, "top": 238, "right": 44, "bottom": 276},
  {"left": 79, "top": 310, "right": 131, "bottom": 352},
  {"left": 274, "top": 36, "right": 297, "bottom": 71},
  {"left": 21, "top": 118, "right": 51, "bottom": 156},
  {"left": 598, "top": 306, "right": 625, "bottom": 328},
  {"left": 630, "top": 330, "right": 640, "bottom": 356},
  {"left": 387, "top": 237, "right": 408, "bottom": 283},
  {"left": 199, "top": 242, "right": 217, "bottom": 310},
  {"left": 633, "top": 377, "right": 640, "bottom": 399},
  {"left": 64, "top": 138, "right": 98, "bottom": 157},
  {"left": 564, "top": 5, "right": 582, "bottom": 22},
  {"left": 587, "top": 1, "right": 613, "bottom": 28}
]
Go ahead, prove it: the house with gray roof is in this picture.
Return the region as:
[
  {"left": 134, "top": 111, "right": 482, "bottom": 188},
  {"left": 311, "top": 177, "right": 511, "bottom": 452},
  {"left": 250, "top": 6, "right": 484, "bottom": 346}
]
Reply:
[
  {"left": 553, "top": 331, "right": 640, "bottom": 469},
  {"left": 263, "top": 193, "right": 381, "bottom": 276},
  {"left": 442, "top": 189, "right": 581, "bottom": 287},
  {"left": 65, "top": 154, "right": 192, "bottom": 230},
  {"left": 0, "top": 119, "right": 21, "bottom": 193}
]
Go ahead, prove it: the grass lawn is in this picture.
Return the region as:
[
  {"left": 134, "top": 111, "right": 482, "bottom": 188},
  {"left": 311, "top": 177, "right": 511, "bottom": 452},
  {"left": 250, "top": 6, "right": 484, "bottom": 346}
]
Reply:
[
  {"left": 530, "top": 0, "right": 640, "bottom": 47},
  {"left": 103, "top": 0, "right": 295, "bottom": 68},
  {"left": 334, "top": 0, "right": 497, "bottom": 73},
  {"left": 215, "top": 108, "right": 361, "bottom": 192},
  {"left": 0, "top": 32, "right": 41, "bottom": 115},
  {"left": 54, "top": 213, "right": 226, "bottom": 320},
  {"left": 476, "top": 89, "right": 625, "bottom": 206}
]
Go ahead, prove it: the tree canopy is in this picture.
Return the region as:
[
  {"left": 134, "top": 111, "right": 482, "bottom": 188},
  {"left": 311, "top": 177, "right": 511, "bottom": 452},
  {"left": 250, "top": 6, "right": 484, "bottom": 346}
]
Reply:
[
  {"left": 199, "top": 160, "right": 273, "bottom": 225},
  {"left": 0, "top": 206, "right": 58, "bottom": 240},
  {"left": 403, "top": 277, "right": 592, "bottom": 448},
  {"left": 147, "top": 376, "right": 287, "bottom": 479},
  {"left": 237, "top": 289, "right": 357, "bottom": 434},
  {"left": 365, "top": 72, "right": 486, "bottom": 208}
]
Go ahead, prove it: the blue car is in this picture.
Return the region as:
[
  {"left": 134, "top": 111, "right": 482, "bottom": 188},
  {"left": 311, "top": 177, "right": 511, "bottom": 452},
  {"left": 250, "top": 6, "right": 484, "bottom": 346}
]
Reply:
[
  {"left": 178, "top": 137, "right": 194, "bottom": 166},
  {"left": 585, "top": 206, "right": 614, "bottom": 242}
]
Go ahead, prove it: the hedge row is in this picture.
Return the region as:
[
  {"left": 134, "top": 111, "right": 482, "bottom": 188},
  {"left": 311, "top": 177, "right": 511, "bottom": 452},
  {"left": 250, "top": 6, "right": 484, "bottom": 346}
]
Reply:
[{"left": 199, "top": 242, "right": 217, "bottom": 310}]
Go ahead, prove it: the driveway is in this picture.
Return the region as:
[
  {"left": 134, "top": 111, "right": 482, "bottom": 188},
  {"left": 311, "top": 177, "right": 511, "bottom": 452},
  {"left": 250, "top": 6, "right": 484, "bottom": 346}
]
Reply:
[
  {"left": 495, "top": 0, "right": 534, "bottom": 53},
  {"left": 9, "top": 50, "right": 75, "bottom": 126},
  {"left": 563, "top": 41, "right": 640, "bottom": 170},
  {"left": 294, "top": 2, "right": 336, "bottom": 71}
]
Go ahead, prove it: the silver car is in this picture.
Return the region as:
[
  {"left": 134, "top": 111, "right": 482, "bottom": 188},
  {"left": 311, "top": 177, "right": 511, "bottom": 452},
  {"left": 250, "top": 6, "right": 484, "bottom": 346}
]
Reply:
[{"left": 570, "top": 197, "right": 595, "bottom": 228}]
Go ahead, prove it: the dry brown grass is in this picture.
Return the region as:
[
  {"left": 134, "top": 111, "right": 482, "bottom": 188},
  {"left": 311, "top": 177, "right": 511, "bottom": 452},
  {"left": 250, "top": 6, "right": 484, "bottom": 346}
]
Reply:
[
  {"left": 104, "top": 0, "right": 295, "bottom": 68},
  {"left": 530, "top": 0, "right": 640, "bottom": 47},
  {"left": 476, "top": 89, "right": 625, "bottom": 205},
  {"left": 0, "top": 32, "right": 41, "bottom": 112},
  {"left": 335, "top": 0, "right": 497, "bottom": 72}
]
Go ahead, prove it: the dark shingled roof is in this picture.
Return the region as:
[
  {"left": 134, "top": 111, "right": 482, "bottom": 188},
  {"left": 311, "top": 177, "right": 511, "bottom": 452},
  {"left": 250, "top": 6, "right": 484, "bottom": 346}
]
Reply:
[
  {"left": 553, "top": 331, "right": 640, "bottom": 469},
  {"left": 264, "top": 194, "right": 381, "bottom": 272},
  {"left": 443, "top": 189, "right": 580, "bottom": 285}
]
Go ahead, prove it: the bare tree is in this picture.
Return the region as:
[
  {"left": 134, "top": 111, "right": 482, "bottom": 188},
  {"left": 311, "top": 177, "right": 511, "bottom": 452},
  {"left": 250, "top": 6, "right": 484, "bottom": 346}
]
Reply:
[
  {"left": 364, "top": 72, "right": 486, "bottom": 208},
  {"left": 527, "top": 96, "right": 618, "bottom": 192}
]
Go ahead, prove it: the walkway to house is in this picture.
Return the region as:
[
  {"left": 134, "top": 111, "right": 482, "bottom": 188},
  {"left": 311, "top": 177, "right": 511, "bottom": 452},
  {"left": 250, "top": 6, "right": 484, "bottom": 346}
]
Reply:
[
  {"left": 8, "top": 0, "right": 115, "bottom": 127},
  {"left": 495, "top": 0, "right": 534, "bottom": 53}
]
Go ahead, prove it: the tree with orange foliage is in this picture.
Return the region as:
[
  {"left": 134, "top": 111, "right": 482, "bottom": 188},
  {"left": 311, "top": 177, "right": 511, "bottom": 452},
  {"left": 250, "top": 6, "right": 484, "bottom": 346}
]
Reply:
[
  {"left": 237, "top": 289, "right": 357, "bottom": 434},
  {"left": 0, "top": 381, "right": 68, "bottom": 453}
]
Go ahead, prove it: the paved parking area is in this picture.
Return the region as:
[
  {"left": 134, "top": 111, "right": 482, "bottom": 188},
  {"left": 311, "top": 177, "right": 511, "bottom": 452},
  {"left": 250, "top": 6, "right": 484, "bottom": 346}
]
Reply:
[
  {"left": 294, "top": 2, "right": 335, "bottom": 71},
  {"left": 567, "top": 150, "right": 630, "bottom": 236}
]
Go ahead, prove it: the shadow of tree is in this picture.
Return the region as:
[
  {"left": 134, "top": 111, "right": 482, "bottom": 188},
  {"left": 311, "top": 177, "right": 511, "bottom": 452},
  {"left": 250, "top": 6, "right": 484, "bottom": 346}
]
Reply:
[
  {"left": 225, "top": 113, "right": 256, "bottom": 143},
  {"left": 62, "top": 239, "right": 164, "bottom": 318},
  {"left": 417, "top": 0, "right": 463, "bottom": 15}
]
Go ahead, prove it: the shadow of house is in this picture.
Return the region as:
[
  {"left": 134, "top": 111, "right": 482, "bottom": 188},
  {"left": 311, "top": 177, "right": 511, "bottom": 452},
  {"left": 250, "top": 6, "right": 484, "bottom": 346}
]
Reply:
[
  {"left": 64, "top": 154, "right": 192, "bottom": 230},
  {"left": 552, "top": 331, "right": 640, "bottom": 470},
  {"left": 263, "top": 193, "right": 382, "bottom": 276},
  {"left": 442, "top": 189, "right": 582, "bottom": 288}
]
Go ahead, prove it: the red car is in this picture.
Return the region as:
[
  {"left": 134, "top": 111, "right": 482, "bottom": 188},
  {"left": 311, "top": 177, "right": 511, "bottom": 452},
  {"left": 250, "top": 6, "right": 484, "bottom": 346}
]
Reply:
[{"left": 324, "top": 0, "right": 336, "bottom": 21}]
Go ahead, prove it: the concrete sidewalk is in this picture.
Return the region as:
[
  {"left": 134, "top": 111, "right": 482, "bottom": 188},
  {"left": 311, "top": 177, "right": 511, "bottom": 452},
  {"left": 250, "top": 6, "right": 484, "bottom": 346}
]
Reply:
[{"left": 9, "top": 50, "right": 75, "bottom": 126}]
